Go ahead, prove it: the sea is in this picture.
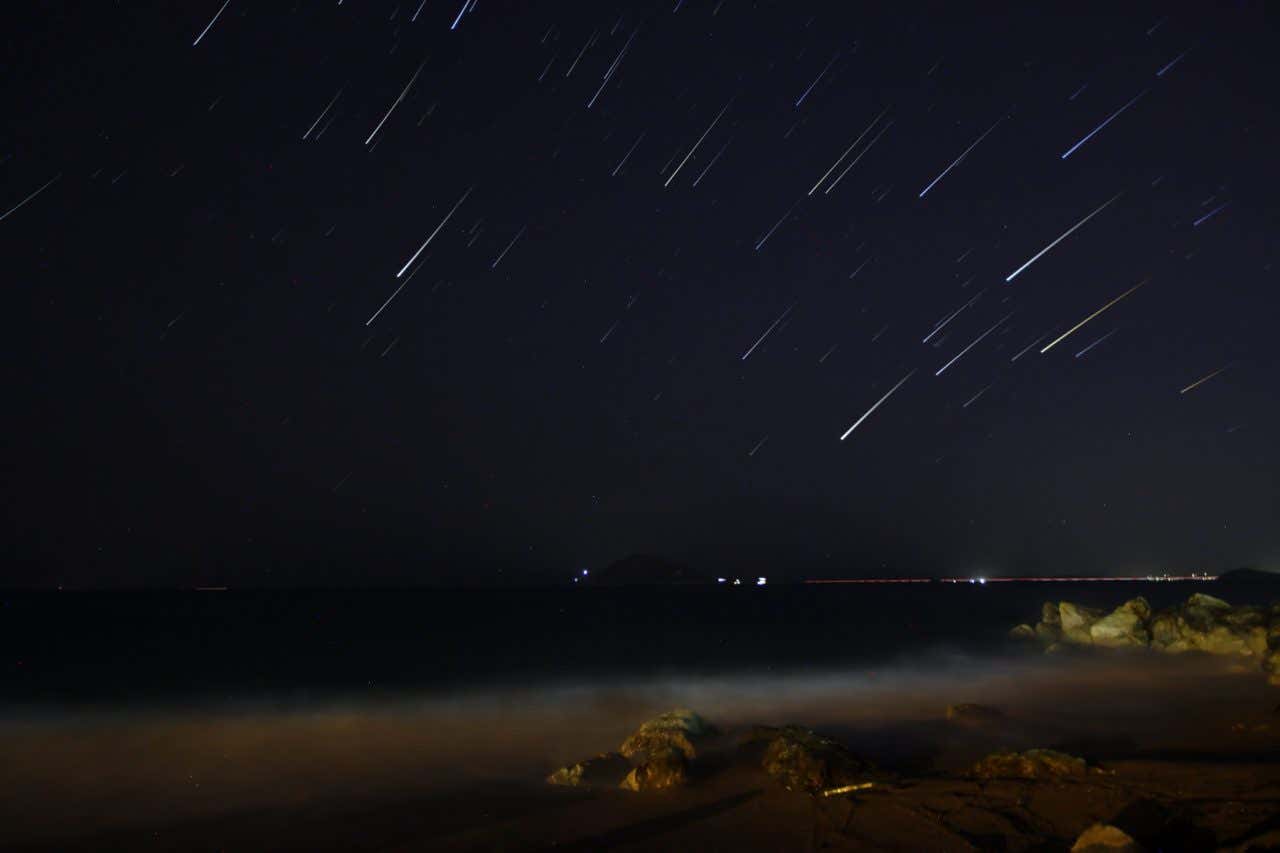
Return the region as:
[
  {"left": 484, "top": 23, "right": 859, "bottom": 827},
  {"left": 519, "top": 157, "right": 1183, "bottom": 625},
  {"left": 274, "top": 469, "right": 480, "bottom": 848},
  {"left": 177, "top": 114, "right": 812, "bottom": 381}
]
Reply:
[
  {"left": 8, "top": 577, "right": 1280, "bottom": 848},
  {"left": 0, "top": 579, "right": 1248, "bottom": 711}
]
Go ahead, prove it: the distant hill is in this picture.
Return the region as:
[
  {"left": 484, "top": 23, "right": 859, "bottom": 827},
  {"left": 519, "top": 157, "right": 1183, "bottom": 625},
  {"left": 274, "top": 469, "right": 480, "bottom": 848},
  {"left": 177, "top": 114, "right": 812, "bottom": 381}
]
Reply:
[
  {"left": 1216, "top": 568, "right": 1280, "bottom": 585},
  {"left": 582, "top": 554, "right": 711, "bottom": 586}
]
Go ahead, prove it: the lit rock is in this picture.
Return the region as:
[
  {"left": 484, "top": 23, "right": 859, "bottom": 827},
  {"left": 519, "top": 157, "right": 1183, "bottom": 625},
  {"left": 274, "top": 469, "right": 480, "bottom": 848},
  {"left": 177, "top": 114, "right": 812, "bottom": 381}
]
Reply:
[
  {"left": 619, "top": 747, "right": 686, "bottom": 791},
  {"left": 1090, "top": 598, "right": 1152, "bottom": 648},
  {"left": 619, "top": 708, "right": 714, "bottom": 762},
  {"left": 1059, "top": 602, "right": 1105, "bottom": 645},
  {"left": 1071, "top": 823, "right": 1143, "bottom": 852}
]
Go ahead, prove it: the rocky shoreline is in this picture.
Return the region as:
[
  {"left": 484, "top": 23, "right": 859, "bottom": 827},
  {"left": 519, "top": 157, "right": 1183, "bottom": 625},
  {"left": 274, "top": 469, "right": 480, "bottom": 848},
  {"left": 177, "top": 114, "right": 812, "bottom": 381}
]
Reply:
[
  {"left": 1010, "top": 592, "right": 1280, "bottom": 684},
  {"left": 543, "top": 703, "right": 1280, "bottom": 851}
]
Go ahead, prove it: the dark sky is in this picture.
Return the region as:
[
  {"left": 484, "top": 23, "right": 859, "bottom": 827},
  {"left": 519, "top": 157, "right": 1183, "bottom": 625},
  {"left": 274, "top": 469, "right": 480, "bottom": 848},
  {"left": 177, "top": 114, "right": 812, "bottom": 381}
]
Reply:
[{"left": 3, "top": 1, "right": 1277, "bottom": 586}]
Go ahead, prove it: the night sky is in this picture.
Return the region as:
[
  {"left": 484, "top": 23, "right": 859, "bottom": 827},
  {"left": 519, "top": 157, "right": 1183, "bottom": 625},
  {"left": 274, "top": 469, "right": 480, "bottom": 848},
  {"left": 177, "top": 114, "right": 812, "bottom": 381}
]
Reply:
[{"left": 4, "top": 1, "right": 1277, "bottom": 587}]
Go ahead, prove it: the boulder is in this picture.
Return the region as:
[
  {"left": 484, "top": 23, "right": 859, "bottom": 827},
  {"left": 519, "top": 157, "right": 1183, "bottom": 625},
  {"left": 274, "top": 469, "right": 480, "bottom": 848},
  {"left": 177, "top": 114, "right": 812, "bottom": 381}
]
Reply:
[
  {"left": 971, "top": 749, "right": 1087, "bottom": 780},
  {"left": 749, "top": 726, "right": 874, "bottom": 794},
  {"left": 1148, "top": 612, "right": 1187, "bottom": 652},
  {"left": 1009, "top": 624, "right": 1036, "bottom": 641},
  {"left": 619, "top": 747, "right": 687, "bottom": 791},
  {"left": 1187, "top": 592, "right": 1231, "bottom": 610},
  {"left": 1041, "top": 601, "right": 1061, "bottom": 626},
  {"left": 1071, "top": 823, "right": 1143, "bottom": 852},
  {"left": 1059, "top": 602, "right": 1105, "bottom": 645},
  {"left": 1266, "top": 605, "right": 1280, "bottom": 650},
  {"left": 946, "top": 703, "right": 1005, "bottom": 725},
  {"left": 619, "top": 708, "right": 714, "bottom": 762},
  {"left": 547, "top": 752, "right": 631, "bottom": 787},
  {"left": 1036, "top": 621, "right": 1062, "bottom": 645},
  {"left": 1089, "top": 598, "right": 1152, "bottom": 649}
]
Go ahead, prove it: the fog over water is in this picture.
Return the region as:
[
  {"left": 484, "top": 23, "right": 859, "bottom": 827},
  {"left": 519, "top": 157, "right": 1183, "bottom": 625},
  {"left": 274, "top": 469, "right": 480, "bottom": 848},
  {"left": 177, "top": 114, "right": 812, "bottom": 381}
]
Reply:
[{"left": 3, "top": 649, "right": 1270, "bottom": 846}]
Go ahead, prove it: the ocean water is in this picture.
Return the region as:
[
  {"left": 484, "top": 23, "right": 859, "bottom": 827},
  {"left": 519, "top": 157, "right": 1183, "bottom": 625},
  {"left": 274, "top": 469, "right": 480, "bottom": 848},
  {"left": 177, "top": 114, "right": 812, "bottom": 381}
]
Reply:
[
  {"left": 0, "top": 580, "right": 1235, "bottom": 710},
  {"left": 3, "top": 580, "right": 1276, "bottom": 847}
]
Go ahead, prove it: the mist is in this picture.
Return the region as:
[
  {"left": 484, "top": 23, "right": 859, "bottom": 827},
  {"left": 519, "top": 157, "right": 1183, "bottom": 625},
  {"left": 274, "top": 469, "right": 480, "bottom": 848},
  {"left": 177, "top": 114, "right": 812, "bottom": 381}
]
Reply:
[{"left": 3, "top": 649, "right": 1270, "bottom": 847}]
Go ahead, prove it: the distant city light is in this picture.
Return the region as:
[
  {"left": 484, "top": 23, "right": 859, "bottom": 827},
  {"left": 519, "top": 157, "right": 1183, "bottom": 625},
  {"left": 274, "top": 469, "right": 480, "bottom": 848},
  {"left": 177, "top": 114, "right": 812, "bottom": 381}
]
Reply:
[
  {"left": 582, "top": 569, "right": 588, "bottom": 576},
  {"left": 757, "top": 577, "right": 767, "bottom": 586},
  {"left": 717, "top": 577, "right": 726, "bottom": 583}
]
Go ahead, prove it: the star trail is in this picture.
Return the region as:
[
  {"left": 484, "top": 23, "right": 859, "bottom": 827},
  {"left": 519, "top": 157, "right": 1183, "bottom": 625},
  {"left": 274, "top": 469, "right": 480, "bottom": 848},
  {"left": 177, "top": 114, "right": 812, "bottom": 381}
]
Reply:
[{"left": 3, "top": 1, "right": 1276, "bottom": 585}]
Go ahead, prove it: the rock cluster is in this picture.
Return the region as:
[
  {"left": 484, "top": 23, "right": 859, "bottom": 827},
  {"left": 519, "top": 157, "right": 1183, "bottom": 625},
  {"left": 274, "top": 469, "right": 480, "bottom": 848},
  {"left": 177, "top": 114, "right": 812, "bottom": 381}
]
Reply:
[
  {"left": 1011, "top": 593, "right": 1280, "bottom": 682},
  {"left": 547, "top": 708, "right": 714, "bottom": 792},
  {"left": 548, "top": 711, "right": 879, "bottom": 795}
]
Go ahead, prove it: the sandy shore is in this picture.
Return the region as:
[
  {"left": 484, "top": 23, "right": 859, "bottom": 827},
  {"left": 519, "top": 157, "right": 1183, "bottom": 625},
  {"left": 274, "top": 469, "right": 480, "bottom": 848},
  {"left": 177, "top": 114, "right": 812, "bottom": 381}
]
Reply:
[{"left": 6, "top": 653, "right": 1280, "bottom": 851}]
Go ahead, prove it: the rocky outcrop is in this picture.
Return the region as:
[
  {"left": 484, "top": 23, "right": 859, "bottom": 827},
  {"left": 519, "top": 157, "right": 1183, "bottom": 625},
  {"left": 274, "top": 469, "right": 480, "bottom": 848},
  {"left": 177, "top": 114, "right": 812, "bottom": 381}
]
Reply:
[
  {"left": 619, "top": 708, "right": 714, "bottom": 762},
  {"left": 548, "top": 709, "right": 712, "bottom": 792},
  {"left": 620, "top": 747, "right": 687, "bottom": 791},
  {"left": 971, "top": 749, "right": 1087, "bottom": 780},
  {"left": 745, "top": 725, "right": 875, "bottom": 794},
  {"left": 1014, "top": 593, "right": 1280, "bottom": 682},
  {"left": 1071, "top": 823, "right": 1143, "bottom": 852}
]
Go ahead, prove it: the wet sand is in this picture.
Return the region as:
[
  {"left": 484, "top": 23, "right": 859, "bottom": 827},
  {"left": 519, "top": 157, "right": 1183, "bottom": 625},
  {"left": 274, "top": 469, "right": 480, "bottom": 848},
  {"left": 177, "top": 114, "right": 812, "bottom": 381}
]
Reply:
[{"left": 6, "top": 652, "right": 1280, "bottom": 851}]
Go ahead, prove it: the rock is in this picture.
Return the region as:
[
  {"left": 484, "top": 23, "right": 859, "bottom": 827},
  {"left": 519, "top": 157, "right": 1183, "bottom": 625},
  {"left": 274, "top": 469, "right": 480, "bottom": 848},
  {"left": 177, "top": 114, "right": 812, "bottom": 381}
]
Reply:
[
  {"left": 1267, "top": 608, "right": 1280, "bottom": 650},
  {"left": 752, "top": 726, "right": 874, "bottom": 794},
  {"left": 971, "top": 748, "right": 1087, "bottom": 780},
  {"left": 1059, "top": 602, "right": 1105, "bottom": 645},
  {"left": 1267, "top": 651, "right": 1280, "bottom": 686},
  {"left": 1041, "top": 601, "right": 1061, "bottom": 626},
  {"left": 619, "top": 747, "right": 687, "bottom": 791},
  {"left": 1036, "top": 621, "right": 1062, "bottom": 645},
  {"left": 1024, "top": 593, "right": 1280, "bottom": 671},
  {"left": 547, "top": 752, "right": 631, "bottom": 787},
  {"left": 1187, "top": 592, "right": 1231, "bottom": 610},
  {"left": 1089, "top": 598, "right": 1152, "bottom": 649},
  {"left": 1148, "top": 612, "right": 1186, "bottom": 652},
  {"left": 619, "top": 708, "right": 714, "bottom": 762},
  {"left": 1009, "top": 623, "right": 1036, "bottom": 641},
  {"left": 946, "top": 703, "right": 1005, "bottom": 725},
  {"left": 1071, "top": 823, "right": 1143, "bottom": 852}
]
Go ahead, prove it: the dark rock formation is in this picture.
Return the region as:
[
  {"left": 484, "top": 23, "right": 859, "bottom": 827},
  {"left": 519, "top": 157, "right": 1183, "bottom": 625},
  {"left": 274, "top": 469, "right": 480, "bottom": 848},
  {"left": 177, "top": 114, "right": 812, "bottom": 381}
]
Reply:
[
  {"left": 971, "top": 749, "right": 1087, "bottom": 780},
  {"left": 746, "top": 725, "right": 875, "bottom": 794},
  {"left": 620, "top": 747, "right": 687, "bottom": 791}
]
